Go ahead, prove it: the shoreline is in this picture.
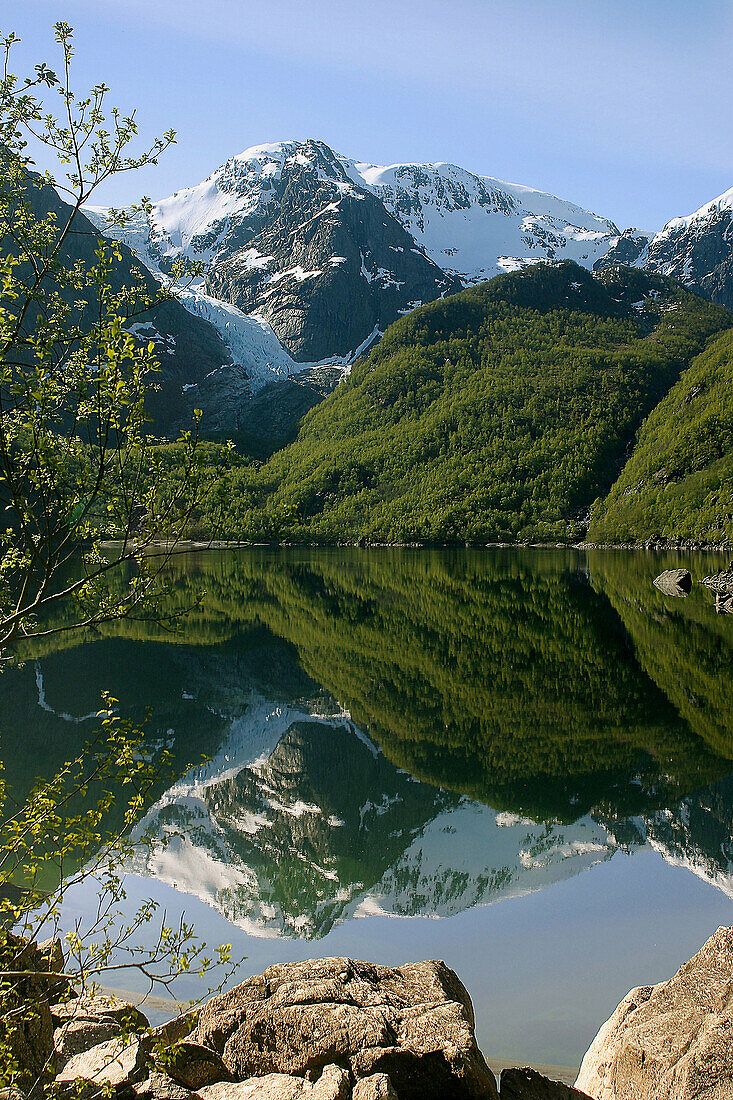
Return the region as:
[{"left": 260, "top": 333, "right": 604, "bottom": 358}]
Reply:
[{"left": 98, "top": 537, "right": 733, "bottom": 554}]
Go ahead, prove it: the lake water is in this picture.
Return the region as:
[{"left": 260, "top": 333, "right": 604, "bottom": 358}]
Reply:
[{"left": 3, "top": 547, "right": 733, "bottom": 1071}]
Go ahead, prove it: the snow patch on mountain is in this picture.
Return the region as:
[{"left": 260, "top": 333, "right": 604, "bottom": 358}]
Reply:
[
  {"left": 354, "top": 159, "right": 619, "bottom": 282},
  {"left": 657, "top": 185, "right": 733, "bottom": 240}
]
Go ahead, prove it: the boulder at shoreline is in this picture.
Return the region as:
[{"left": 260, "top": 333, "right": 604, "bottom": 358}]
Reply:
[
  {"left": 192, "top": 957, "right": 497, "bottom": 1099},
  {"left": 576, "top": 926, "right": 733, "bottom": 1099}
]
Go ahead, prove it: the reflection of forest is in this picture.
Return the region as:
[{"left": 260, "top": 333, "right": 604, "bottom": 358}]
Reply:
[
  {"left": 6, "top": 548, "right": 733, "bottom": 826},
  {"left": 4, "top": 548, "right": 733, "bottom": 930}
]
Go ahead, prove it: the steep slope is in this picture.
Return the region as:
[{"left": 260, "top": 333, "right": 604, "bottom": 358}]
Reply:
[
  {"left": 588, "top": 327, "right": 733, "bottom": 545},
  {"left": 598, "top": 186, "right": 733, "bottom": 310},
  {"left": 219, "top": 262, "right": 731, "bottom": 543},
  {"left": 94, "top": 141, "right": 458, "bottom": 364}
]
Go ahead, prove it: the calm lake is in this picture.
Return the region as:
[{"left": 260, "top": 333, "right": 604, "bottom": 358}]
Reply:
[{"left": 3, "top": 547, "right": 733, "bottom": 1071}]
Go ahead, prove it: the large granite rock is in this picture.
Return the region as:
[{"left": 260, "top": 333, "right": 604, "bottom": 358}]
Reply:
[
  {"left": 192, "top": 957, "right": 497, "bottom": 1099},
  {"left": 352, "top": 1074, "right": 398, "bottom": 1099},
  {"left": 132, "top": 1072, "right": 194, "bottom": 1100},
  {"left": 161, "top": 1040, "right": 232, "bottom": 1090},
  {"left": 53, "top": 1016, "right": 123, "bottom": 1071},
  {"left": 653, "top": 568, "right": 692, "bottom": 597},
  {"left": 51, "top": 993, "right": 150, "bottom": 1072},
  {"left": 575, "top": 926, "right": 733, "bottom": 1099},
  {"left": 55, "top": 1035, "right": 148, "bottom": 1088},
  {"left": 500, "top": 1067, "right": 591, "bottom": 1098},
  {"left": 198, "top": 1065, "right": 351, "bottom": 1100}
]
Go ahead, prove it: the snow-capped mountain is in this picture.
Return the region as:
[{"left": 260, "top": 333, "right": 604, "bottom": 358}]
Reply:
[
  {"left": 88, "top": 140, "right": 621, "bottom": 377},
  {"left": 356, "top": 159, "right": 619, "bottom": 283},
  {"left": 597, "top": 185, "right": 733, "bottom": 309}
]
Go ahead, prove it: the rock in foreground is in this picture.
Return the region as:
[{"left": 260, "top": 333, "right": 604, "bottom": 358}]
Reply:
[
  {"left": 192, "top": 957, "right": 498, "bottom": 1099},
  {"left": 500, "top": 1067, "right": 591, "bottom": 1098},
  {"left": 199, "top": 1065, "right": 351, "bottom": 1099},
  {"left": 575, "top": 926, "right": 733, "bottom": 1099}
]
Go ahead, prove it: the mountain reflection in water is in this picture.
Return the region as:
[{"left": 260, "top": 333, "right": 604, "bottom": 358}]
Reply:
[{"left": 2, "top": 548, "right": 733, "bottom": 941}]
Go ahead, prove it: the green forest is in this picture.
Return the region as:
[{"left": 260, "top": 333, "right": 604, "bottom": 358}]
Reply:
[
  {"left": 588, "top": 326, "right": 733, "bottom": 544},
  {"left": 177, "top": 262, "right": 733, "bottom": 546}
]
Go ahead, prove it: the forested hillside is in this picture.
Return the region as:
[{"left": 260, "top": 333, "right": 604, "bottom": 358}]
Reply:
[
  {"left": 214, "top": 262, "right": 731, "bottom": 543},
  {"left": 589, "top": 326, "right": 733, "bottom": 544}
]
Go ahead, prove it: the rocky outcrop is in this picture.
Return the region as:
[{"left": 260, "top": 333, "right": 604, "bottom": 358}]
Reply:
[
  {"left": 162, "top": 1041, "right": 232, "bottom": 1090},
  {"left": 351, "top": 1074, "right": 398, "bottom": 1100},
  {"left": 204, "top": 141, "right": 458, "bottom": 363},
  {"left": 198, "top": 1065, "right": 352, "bottom": 1100},
  {"left": 56, "top": 1034, "right": 149, "bottom": 1088},
  {"left": 575, "top": 926, "right": 733, "bottom": 1099},
  {"left": 702, "top": 569, "right": 733, "bottom": 594},
  {"left": 500, "top": 1068, "right": 591, "bottom": 1098},
  {"left": 192, "top": 957, "right": 497, "bottom": 1099},
  {"left": 597, "top": 187, "right": 733, "bottom": 312},
  {"left": 51, "top": 994, "right": 150, "bottom": 1073},
  {"left": 133, "top": 1071, "right": 195, "bottom": 1100},
  {"left": 652, "top": 568, "right": 692, "bottom": 596}
]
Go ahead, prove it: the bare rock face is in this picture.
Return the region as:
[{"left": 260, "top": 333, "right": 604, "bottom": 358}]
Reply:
[
  {"left": 132, "top": 1071, "right": 194, "bottom": 1100},
  {"left": 192, "top": 957, "right": 497, "bottom": 1099},
  {"left": 575, "top": 926, "right": 733, "bottom": 1099},
  {"left": 56, "top": 1035, "right": 148, "bottom": 1088},
  {"left": 352, "top": 1073, "right": 398, "bottom": 1099},
  {"left": 148, "top": 1011, "right": 200, "bottom": 1049},
  {"left": 51, "top": 994, "right": 149, "bottom": 1031},
  {"left": 53, "top": 1017, "right": 123, "bottom": 1071},
  {"left": 653, "top": 568, "right": 692, "bottom": 597},
  {"left": 161, "top": 1040, "right": 232, "bottom": 1090},
  {"left": 499, "top": 1067, "right": 592, "bottom": 1098},
  {"left": 51, "top": 994, "right": 150, "bottom": 1073},
  {"left": 198, "top": 1064, "right": 351, "bottom": 1100}
]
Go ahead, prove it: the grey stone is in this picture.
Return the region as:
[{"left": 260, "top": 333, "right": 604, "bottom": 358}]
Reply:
[
  {"left": 352, "top": 1073, "right": 398, "bottom": 1099},
  {"left": 193, "top": 956, "right": 497, "bottom": 1099},
  {"left": 159, "top": 1040, "right": 232, "bottom": 1090},
  {"left": 653, "top": 568, "right": 692, "bottom": 597},
  {"left": 54, "top": 1017, "right": 123, "bottom": 1071},
  {"left": 131, "top": 1071, "right": 194, "bottom": 1100},
  {"left": 51, "top": 994, "right": 149, "bottom": 1031},
  {"left": 198, "top": 1065, "right": 351, "bottom": 1100},
  {"left": 576, "top": 926, "right": 733, "bottom": 1099},
  {"left": 148, "top": 1011, "right": 199, "bottom": 1050},
  {"left": 56, "top": 1036, "right": 148, "bottom": 1088},
  {"left": 500, "top": 1067, "right": 591, "bottom": 1098}
]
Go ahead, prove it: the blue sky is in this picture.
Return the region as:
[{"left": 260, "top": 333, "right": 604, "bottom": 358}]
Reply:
[{"left": 4, "top": 0, "right": 732, "bottom": 230}]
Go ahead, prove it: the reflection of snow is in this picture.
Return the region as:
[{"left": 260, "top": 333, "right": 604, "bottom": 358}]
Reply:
[{"left": 35, "top": 663, "right": 99, "bottom": 724}]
